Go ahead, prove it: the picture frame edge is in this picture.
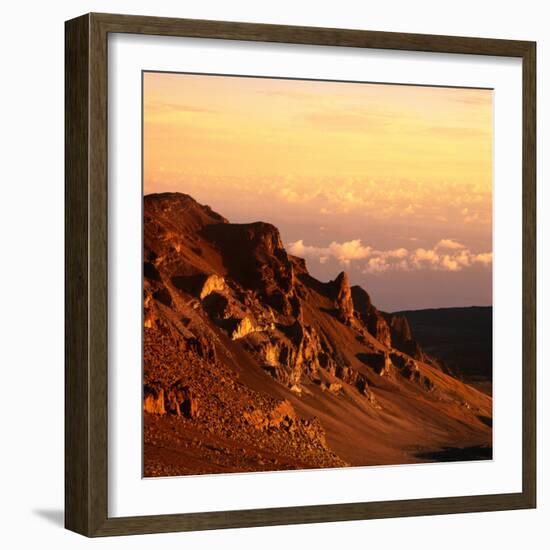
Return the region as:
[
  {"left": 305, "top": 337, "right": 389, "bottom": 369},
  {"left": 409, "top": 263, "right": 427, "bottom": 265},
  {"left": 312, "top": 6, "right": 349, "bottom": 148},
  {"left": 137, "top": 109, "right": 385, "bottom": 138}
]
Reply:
[{"left": 64, "top": 12, "right": 537, "bottom": 538}]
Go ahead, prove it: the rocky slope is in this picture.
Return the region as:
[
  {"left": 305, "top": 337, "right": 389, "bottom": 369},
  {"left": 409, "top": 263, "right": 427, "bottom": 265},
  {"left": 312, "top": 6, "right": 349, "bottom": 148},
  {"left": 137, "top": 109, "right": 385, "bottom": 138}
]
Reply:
[{"left": 143, "top": 192, "right": 492, "bottom": 476}]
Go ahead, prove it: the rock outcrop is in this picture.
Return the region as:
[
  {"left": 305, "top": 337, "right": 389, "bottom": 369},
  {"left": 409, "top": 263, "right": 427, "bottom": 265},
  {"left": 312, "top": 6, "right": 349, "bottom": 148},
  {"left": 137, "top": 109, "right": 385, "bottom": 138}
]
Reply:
[
  {"left": 144, "top": 382, "right": 199, "bottom": 419},
  {"left": 351, "top": 285, "right": 392, "bottom": 347},
  {"left": 202, "top": 221, "right": 296, "bottom": 315},
  {"left": 391, "top": 315, "right": 413, "bottom": 342},
  {"left": 390, "top": 314, "right": 423, "bottom": 359},
  {"left": 144, "top": 386, "right": 165, "bottom": 415},
  {"left": 199, "top": 274, "right": 225, "bottom": 300},
  {"left": 231, "top": 316, "right": 257, "bottom": 340},
  {"left": 331, "top": 271, "right": 354, "bottom": 324}
]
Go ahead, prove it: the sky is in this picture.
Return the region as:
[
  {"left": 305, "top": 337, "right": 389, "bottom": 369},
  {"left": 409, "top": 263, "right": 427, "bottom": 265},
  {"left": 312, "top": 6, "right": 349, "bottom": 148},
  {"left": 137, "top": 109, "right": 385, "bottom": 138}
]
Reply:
[{"left": 143, "top": 72, "right": 493, "bottom": 312}]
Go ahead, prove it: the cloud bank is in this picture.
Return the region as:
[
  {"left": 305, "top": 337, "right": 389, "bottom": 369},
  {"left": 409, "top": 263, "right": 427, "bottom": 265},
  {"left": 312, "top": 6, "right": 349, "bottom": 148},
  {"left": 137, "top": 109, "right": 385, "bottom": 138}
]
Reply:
[{"left": 287, "top": 238, "right": 492, "bottom": 274}]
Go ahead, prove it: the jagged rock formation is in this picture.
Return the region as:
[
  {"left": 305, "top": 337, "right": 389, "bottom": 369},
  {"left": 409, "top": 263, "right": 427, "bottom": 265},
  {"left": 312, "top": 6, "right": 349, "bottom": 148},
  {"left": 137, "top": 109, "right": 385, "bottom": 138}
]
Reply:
[
  {"left": 330, "top": 272, "right": 354, "bottom": 324},
  {"left": 351, "top": 285, "right": 392, "bottom": 347},
  {"left": 143, "top": 193, "right": 492, "bottom": 476}
]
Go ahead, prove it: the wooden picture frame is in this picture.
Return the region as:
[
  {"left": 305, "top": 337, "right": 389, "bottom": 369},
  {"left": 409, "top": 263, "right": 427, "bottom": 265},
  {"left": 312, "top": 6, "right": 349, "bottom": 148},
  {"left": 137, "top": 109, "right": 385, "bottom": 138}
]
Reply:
[{"left": 65, "top": 12, "right": 536, "bottom": 537}]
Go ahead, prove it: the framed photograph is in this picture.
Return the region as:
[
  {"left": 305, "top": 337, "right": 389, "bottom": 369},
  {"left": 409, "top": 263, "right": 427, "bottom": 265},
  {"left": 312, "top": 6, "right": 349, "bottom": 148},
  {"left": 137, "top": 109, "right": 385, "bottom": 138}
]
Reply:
[{"left": 65, "top": 13, "right": 536, "bottom": 537}]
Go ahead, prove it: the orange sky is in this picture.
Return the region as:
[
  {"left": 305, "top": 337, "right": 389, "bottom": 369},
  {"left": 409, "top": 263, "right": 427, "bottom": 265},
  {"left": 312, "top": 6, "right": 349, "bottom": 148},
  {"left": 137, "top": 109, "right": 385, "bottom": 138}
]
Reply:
[{"left": 143, "top": 72, "right": 493, "bottom": 311}]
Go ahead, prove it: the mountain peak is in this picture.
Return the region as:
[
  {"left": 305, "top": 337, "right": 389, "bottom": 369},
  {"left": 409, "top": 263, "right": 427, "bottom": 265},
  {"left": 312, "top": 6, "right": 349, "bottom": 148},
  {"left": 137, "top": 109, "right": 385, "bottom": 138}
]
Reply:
[{"left": 335, "top": 271, "right": 350, "bottom": 286}]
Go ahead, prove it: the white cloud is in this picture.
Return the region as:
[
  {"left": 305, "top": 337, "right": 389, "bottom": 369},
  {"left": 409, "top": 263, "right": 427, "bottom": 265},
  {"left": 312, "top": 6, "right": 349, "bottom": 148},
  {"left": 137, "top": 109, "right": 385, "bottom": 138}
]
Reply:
[
  {"left": 385, "top": 248, "right": 408, "bottom": 259},
  {"left": 412, "top": 245, "right": 492, "bottom": 272},
  {"left": 288, "top": 239, "right": 372, "bottom": 266},
  {"left": 440, "top": 255, "right": 460, "bottom": 272},
  {"left": 329, "top": 240, "right": 372, "bottom": 264},
  {"left": 287, "top": 239, "right": 322, "bottom": 258},
  {"left": 435, "top": 238, "right": 466, "bottom": 250},
  {"left": 288, "top": 237, "right": 492, "bottom": 273},
  {"left": 365, "top": 257, "right": 390, "bottom": 273},
  {"left": 454, "top": 250, "right": 473, "bottom": 267},
  {"left": 412, "top": 248, "right": 440, "bottom": 265},
  {"left": 473, "top": 252, "right": 492, "bottom": 265}
]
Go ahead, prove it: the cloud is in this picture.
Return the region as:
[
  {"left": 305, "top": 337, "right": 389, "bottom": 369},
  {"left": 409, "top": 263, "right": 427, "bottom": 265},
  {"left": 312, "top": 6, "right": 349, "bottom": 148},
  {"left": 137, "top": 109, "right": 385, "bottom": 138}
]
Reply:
[
  {"left": 288, "top": 239, "right": 372, "bottom": 266},
  {"left": 330, "top": 240, "right": 373, "bottom": 264},
  {"left": 474, "top": 252, "right": 492, "bottom": 265},
  {"left": 411, "top": 242, "right": 492, "bottom": 271},
  {"left": 269, "top": 177, "right": 491, "bottom": 228},
  {"left": 412, "top": 248, "right": 440, "bottom": 265},
  {"left": 440, "top": 255, "right": 460, "bottom": 271},
  {"left": 366, "top": 257, "right": 390, "bottom": 273},
  {"left": 288, "top": 237, "right": 492, "bottom": 273},
  {"left": 385, "top": 248, "right": 408, "bottom": 259},
  {"left": 435, "top": 238, "right": 466, "bottom": 250},
  {"left": 279, "top": 187, "right": 302, "bottom": 203}
]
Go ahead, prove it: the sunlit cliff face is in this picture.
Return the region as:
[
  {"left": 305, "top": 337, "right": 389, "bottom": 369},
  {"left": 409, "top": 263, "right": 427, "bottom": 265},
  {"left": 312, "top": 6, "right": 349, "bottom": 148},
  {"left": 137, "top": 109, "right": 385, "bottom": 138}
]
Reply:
[{"left": 144, "top": 72, "right": 492, "bottom": 312}]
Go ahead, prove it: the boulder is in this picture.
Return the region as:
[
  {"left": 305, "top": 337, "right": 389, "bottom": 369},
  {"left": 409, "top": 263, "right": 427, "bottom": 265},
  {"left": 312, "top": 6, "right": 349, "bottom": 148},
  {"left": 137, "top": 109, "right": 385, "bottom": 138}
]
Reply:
[
  {"left": 165, "top": 383, "right": 200, "bottom": 419},
  {"left": 143, "top": 386, "right": 165, "bottom": 415}
]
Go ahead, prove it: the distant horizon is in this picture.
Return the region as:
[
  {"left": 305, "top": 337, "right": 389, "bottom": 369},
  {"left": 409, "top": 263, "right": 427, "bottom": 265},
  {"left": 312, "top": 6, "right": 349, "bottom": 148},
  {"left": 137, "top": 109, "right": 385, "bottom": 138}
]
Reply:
[
  {"left": 143, "top": 72, "right": 493, "bottom": 311},
  {"left": 384, "top": 304, "right": 492, "bottom": 314}
]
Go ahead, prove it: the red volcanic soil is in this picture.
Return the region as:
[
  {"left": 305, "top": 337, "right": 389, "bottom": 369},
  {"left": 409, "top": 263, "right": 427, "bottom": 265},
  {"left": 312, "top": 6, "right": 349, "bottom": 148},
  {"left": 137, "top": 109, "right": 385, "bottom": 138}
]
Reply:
[{"left": 143, "top": 193, "right": 492, "bottom": 476}]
